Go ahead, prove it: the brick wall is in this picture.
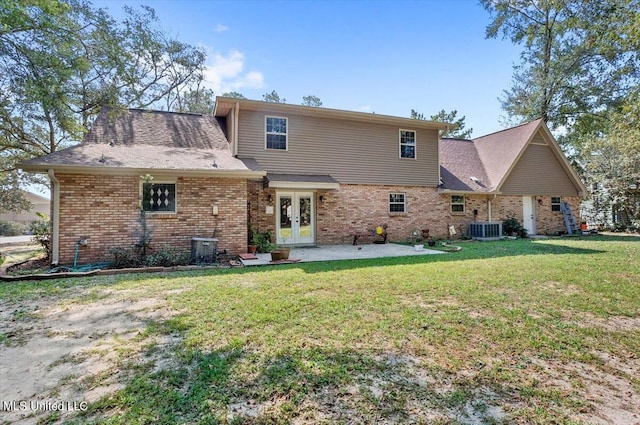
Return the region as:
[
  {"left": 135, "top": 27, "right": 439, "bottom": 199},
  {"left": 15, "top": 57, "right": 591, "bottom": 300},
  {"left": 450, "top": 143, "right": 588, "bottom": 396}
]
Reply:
[
  {"left": 247, "top": 179, "right": 276, "bottom": 237},
  {"left": 316, "top": 184, "right": 450, "bottom": 243},
  {"left": 247, "top": 183, "right": 582, "bottom": 244},
  {"left": 464, "top": 194, "right": 581, "bottom": 236},
  {"left": 534, "top": 195, "right": 581, "bottom": 235},
  {"left": 57, "top": 174, "right": 247, "bottom": 264}
]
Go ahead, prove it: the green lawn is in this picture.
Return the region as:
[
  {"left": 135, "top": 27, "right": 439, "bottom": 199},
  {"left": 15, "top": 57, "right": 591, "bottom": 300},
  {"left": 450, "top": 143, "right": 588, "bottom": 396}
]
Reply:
[{"left": 2, "top": 236, "right": 639, "bottom": 424}]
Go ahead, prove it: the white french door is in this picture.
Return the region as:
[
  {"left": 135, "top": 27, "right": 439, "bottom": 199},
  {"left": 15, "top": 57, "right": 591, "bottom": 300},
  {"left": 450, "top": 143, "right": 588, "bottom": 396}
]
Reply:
[
  {"left": 276, "top": 192, "right": 314, "bottom": 245},
  {"left": 522, "top": 196, "right": 536, "bottom": 235}
]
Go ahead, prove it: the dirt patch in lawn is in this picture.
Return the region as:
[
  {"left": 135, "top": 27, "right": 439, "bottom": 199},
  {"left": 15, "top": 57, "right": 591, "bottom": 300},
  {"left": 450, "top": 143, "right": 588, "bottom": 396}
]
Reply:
[
  {"left": 531, "top": 356, "right": 640, "bottom": 424},
  {"left": 0, "top": 286, "right": 182, "bottom": 425}
]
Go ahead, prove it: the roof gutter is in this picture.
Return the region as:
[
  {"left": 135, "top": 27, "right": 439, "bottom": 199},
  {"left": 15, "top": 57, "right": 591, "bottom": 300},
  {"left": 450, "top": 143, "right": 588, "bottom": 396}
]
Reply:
[
  {"left": 438, "top": 188, "right": 502, "bottom": 195},
  {"left": 47, "top": 169, "right": 60, "bottom": 266},
  {"left": 21, "top": 165, "right": 266, "bottom": 179}
]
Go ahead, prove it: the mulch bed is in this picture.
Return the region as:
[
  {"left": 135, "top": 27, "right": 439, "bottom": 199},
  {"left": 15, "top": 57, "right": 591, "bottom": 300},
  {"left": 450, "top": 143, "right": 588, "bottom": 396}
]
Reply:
[{"left": 4, "top": 255, "right": 50, "bottom": 274}]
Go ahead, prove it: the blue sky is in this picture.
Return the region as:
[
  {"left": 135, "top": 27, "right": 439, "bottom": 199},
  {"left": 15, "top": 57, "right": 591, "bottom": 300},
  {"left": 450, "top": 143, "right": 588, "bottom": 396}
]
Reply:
[{"left": 95, "top": 0, "right": 523, "bottom": 138}]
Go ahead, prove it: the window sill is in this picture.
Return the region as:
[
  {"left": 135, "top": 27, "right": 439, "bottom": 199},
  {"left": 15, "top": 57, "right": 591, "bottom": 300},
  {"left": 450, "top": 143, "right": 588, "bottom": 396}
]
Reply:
[
  {"left": 389, "top": 212, "right": 408, "bottom": 217},
  {"left": 144, "top": 212, "right": 177, "bottom": 218},
  {"left": 451, "top": 212, "right": 466, "bottom": 216}
]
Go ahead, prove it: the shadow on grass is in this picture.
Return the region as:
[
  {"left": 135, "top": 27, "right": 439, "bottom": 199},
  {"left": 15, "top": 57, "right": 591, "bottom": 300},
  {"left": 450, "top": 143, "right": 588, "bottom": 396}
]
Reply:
[
  {"left": 196, "top": 236, "right": 613, "bottom": 277},
  {"left": 74, "top": 341, "right": 508, "bottom": 424}
]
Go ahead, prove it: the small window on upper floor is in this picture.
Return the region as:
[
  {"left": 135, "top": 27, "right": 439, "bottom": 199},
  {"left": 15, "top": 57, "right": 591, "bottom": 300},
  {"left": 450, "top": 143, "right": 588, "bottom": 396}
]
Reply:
[
  {"left": 551, "top": 197, "right": 561, "bottom": 212},
  {"left": 451, "top": 195, "right": 465, "bottom": 213},
  {"left": 399, "top": 130, "right": 416, "bottom": 159},
  {"left": 265, "top": 116, "right": 288, "bottom": 150},
  {"left": 142, "top": 182, "right": 176, "bottom": 213}
]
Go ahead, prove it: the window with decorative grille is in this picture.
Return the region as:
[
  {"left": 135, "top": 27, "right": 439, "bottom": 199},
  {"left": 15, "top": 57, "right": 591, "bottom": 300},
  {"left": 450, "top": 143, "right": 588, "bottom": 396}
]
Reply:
[{"left": 142, "top": 183, "right": 176, "bottom": 213}]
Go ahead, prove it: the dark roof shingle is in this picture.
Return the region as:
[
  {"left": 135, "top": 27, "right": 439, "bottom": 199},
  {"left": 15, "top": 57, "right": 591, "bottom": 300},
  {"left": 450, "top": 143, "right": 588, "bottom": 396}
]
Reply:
[{"left": 22, "top": 108, "right": 261, "bottom": 173}]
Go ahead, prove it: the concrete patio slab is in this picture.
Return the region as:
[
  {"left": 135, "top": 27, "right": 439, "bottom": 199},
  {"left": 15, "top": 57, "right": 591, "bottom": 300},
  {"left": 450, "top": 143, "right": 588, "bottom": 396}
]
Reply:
[{"left": 239, "top": 243, "right": 444, "bottom": 266}]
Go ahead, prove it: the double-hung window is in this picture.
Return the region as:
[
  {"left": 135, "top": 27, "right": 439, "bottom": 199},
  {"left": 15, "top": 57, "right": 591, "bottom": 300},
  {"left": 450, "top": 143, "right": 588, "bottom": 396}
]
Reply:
[
  {"left": 451, "top": 195, "right": 465, "bottom": 213},
  {"left": 142, "top": 182, "right": 176, "bottom": 213},
  {"left": 266, "top": 116, "right": 288, "bottom": 150},
  {"left": 399, "top": 130, "right": 416, "bottom": 159},
  {"left": 389, "top": 193, "right": 406, "bottom": 213},
  {"left": 551, "top": 197, "right": 561, "bottom": 212}
]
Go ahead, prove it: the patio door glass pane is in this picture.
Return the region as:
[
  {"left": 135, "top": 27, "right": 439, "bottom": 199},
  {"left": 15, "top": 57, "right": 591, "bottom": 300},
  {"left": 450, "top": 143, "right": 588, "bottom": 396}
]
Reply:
[
  {"left": 279, "top": 195, "right": 292, "bottom": 241},
  {"left": 299, "top": 194, "right": 312, "bottom": 240}
]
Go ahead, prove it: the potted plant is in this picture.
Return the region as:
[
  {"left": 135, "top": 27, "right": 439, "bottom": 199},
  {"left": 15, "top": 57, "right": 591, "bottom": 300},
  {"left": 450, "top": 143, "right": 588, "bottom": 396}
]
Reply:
[
  {"left": 250, "top": 228, "right": 274, "bottom": 253},
  {"left": 271, "top": 237, "right": 290, "bottom": 261},
  {"left": 248, "top": 227, "right": 259, "bottom": 253}
]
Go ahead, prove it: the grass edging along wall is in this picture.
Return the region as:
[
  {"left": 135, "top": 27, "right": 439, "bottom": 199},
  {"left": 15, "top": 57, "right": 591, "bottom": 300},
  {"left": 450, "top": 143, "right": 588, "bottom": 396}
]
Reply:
[{"left": 0, "top": 264, "right": 224, "bottom": 282}]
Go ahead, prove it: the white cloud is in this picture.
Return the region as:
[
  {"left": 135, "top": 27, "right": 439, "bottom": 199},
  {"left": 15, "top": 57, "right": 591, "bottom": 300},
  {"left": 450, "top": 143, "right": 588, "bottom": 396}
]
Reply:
[
  {"left": 202, "top": 50, "right": 265, "bottom": 94},
  {"left": 214, "top": 24, "right": 228, "bottom": 33}
]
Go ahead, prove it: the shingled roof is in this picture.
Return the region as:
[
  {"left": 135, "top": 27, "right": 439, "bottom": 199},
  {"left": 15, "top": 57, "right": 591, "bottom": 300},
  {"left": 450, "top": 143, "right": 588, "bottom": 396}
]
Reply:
[
  {"left": 439, "top": 119, "right": 580, "bottom": 194},
  {"left": 21, "top": 108, "right": 263, "bottom": 176}
]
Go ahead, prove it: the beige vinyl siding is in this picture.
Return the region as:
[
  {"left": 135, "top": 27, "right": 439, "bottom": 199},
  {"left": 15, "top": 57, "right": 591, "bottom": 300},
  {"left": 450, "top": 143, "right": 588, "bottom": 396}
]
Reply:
[
  {"left": 237, "top": 110, "right": 439, "bottom": 186},
  {"left": 500, "top": 144, "right": 580, "bottom": 196}
]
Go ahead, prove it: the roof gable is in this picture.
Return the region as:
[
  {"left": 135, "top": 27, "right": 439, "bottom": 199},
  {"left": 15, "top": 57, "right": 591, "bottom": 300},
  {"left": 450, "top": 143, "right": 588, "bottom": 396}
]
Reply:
[
  {"left": 439, "top": 119, "right": 586, "bottom": 196},
  {"left": 473, "top": 119, "right": 542, "bottom": 189}
]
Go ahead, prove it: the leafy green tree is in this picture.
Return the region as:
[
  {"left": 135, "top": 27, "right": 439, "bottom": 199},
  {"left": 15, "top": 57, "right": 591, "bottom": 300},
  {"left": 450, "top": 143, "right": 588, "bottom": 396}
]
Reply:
[
  {"left": 410, "top": 109, "right": 473, "bottom": 139},
  {"left": 172, "top": 86, "right": 216, "bottom": 115},
  {"left": 221, "top": 91, "right": 247, "bottom": 99},
  {"left": 0, "top": 0, "right": 207, "bottom": 187},
  {"left": 301, "top": 95, "right": 322, "bottom": 107},
  {"left": 480, "top": 0, "right": 639, "bottom": 138},
  {"left": 0, "top": 173, "right": 31, "bottom": 214},
  {"left": 580, "top": 89, "right": 640, "bottom": 228},
  {"left": 262, "top": 90, "right": 285, "bottom": 103}
]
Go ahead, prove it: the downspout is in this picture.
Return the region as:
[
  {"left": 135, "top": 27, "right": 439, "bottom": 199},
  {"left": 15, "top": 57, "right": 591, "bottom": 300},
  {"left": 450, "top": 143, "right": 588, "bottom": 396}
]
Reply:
[
  {"left": 233, "top": 101, "right": 240, "bottom": 157},
  {"left": 487, "top": 198, "right": 492, "bottom": 222},
  {"left": 48, "top": 169, "right": 60, "bottom": 265}
]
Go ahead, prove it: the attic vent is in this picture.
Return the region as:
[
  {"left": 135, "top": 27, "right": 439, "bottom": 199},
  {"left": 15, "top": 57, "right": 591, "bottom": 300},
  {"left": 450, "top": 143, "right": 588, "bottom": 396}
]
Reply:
[{"left": 470, "top": 176, "right": 479, "bottom": 183}]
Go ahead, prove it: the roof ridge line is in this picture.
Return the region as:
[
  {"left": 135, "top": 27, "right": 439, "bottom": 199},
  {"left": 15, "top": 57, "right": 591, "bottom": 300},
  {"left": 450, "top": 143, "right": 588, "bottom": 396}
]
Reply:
[
  {"left": 125, "top": 108, "right": 206, "bottom": 117},
  {"left": 472, "top": 118, "right": 542, "bottom": 141}
]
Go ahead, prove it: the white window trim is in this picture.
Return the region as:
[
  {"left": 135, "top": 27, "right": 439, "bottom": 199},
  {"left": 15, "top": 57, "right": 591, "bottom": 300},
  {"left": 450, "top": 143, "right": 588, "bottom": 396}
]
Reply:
[
  {"left": 140, "top": 180, "right": 177, "bottom": 214},
  {"left": 551, "top": 196, "right": 562, "bottom": 212},
  {"left": 399, "top": 129, "right": 416, "bottom": 160},
  {"left": 389, "top": 192, "right": 407, "bottom": 214},
  {"left": 265, "top": 115, "right": 288, "bottom": 151},
  {"left": 451, "top": 194, "right": 465, "bottom": 213}
]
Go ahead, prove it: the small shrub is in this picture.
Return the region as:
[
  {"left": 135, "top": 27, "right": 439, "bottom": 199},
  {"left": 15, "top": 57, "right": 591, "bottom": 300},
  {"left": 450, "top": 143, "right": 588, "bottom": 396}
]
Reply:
[
  {"left": 144, "top": 246, "right": 190, "bottom": 267},
  {"left": 250, "top": 227, "right": 274, "bottom": 253},
  {"left": 29, "top": 213, "right": 51, "bottom": 259},
  {"left": 110, "top": 245, "right": 190, "bottom": 269},
  {"left": 0, "top": 221, "right": 26, "bottom": 236},
  {"left": 109, "top": 247, "right": 142, "bottom": 269},
  {"left": 503, "top": 215, "right": 527, "bottom": 238}
]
